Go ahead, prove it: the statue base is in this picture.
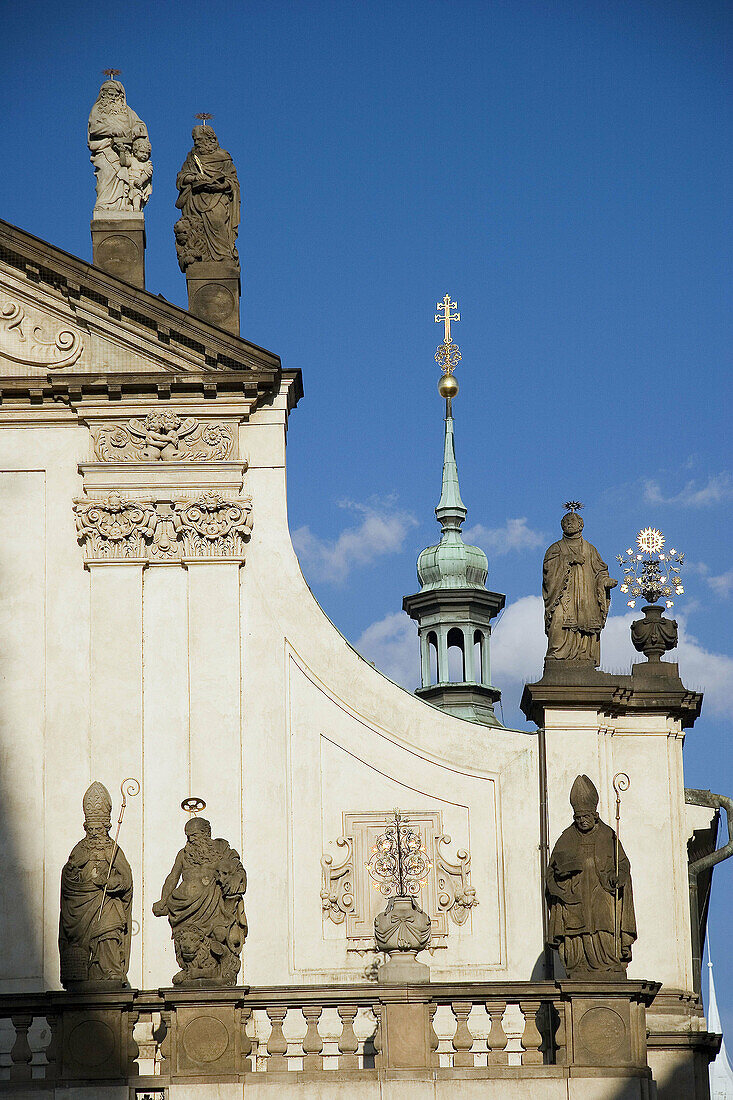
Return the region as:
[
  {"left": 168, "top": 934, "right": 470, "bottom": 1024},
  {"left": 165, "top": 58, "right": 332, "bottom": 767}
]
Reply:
[
  {"left": 185, "top": 261, "right": 241, "bottom": 335},
  {"left": 91, "top": 214, "right": 145, "bottom": 288},
  {"left": 378, "top": 952, "right": 431, "bottom": 983}
]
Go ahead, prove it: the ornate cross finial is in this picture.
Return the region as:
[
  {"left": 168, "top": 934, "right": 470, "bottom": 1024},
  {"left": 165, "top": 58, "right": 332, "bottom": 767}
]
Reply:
[
  {"left": 195, "top": 112, "right": 213, "bottom": 126},
  {"left": 564, "top": 501, "right": 584, "bottom": 513},
  {"left": 102, "top": 68, "right": 121, "bottom": 80},
  {"left": 434, "top": 294, "right": 462, "bottom": 397},
  {"left": 435, "top": 294, "right": 460, "bottom": 344}
]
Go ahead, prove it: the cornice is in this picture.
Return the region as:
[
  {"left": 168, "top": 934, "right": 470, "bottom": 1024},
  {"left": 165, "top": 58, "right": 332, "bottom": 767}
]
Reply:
[{"left": 0, "top": 219, "right": 283, "bottom": 375}]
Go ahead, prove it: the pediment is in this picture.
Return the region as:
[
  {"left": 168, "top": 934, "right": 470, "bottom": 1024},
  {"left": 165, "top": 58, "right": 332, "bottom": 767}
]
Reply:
[{"left": 0, "top": 218, "right": 283, "bottom": 385}]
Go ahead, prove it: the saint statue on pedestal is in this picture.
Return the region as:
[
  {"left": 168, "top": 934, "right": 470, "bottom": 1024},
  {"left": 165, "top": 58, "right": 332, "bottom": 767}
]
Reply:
[
  {"left": 88, "top": 80, "right": 151, "bottom": 213},
  {"left": 546, "top": 774, "right": 636, "bottom": 978},
  {"left": 153, "top": 816, "right": 247, "bottom": 986},
  {"left": 175, "top": 126, "right": 240, "bottom": 270},
  {"left": 59, "top": 782, "right": 133, "bottom": 988},
  {"left": 542, "top": 508, "right": 617, "bottom": 665}
]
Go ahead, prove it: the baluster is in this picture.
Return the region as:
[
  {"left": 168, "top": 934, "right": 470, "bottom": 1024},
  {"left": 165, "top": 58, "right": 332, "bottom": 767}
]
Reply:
[
  {"left": 450, "top": 1001, "right": 475, "bottom": 1068},
  {"left": 239, "top": 1005, "right": 253, "bottom": 1072},
  {"left": 485, "top": 1001, "right": 508, "bottom": 1066},
  {"left": 127, "top": 1010, "right": 140, "bottom": 1075},
  {"left": 10, "top": 1015, "right": 33, "bottom": 1081},
  {"left": 301, "top": 1005, "right": 323, "bottom": 1071},
  {"left": 429, "top": 1003, "right": 440, "bottom": 1068},
  {"left": 337, "top": 1005, "right": 359, "bottom": 1070},
  {"left": 155, "top": 1010, "right": 172, "bottom": 1075},
  {"left": 553, "top": 1002, "right": 568, "bottom": 1066},
  {"left": 519, "top": 1000, "right": 543, "bottom": 1065},
  {"left": 265, "top": 1006, "right": 288, "bottom": 1071},
  {"left": 43, "top": 1014, "right": 59, "bottom": 1081},
  {"left": 371, "top": 1003, "right": 382, "bottom": 1070}
]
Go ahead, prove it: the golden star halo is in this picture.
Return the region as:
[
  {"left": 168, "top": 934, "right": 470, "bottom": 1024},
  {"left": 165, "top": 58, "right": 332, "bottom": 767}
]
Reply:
[{"left": 636, "top": 527, "right": 665, "bottom": 555}]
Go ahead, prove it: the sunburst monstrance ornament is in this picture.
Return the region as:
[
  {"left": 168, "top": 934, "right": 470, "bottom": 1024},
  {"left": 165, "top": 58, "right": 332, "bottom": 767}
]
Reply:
[{"left": 616, "top": 528, "right": 685, "bottom": 609}]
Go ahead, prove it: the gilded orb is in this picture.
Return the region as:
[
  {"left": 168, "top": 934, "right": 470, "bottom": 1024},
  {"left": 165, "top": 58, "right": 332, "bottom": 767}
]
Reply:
[{"left": 438, "top": 373, "right": 459, "bottom": 399}]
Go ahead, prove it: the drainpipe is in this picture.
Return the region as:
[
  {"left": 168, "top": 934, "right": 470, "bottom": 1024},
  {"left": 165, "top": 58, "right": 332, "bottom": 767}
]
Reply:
[
  {"left": 684, "top": 789, "right": 733, "bottom": 994},
  {"left": 537, "top": 727, "right": 553, "bottom": 978}
]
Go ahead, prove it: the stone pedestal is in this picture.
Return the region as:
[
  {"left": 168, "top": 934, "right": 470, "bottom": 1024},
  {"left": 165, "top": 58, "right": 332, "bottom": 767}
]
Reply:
[
  {"left": 185, "top": 262, "right": 241, "bottom": 335},
  {"left": 91, "top": 215, "right": 145, "bottom": 288},
  {"left": 54, "top": 989, "right": 139, "bottom": 1081},
  {"left": 559, "top": 980, "right": 659, "bottom": 1082},
  {"left": 160, "top": 988, "right": 250, "bottom": 1078},
  {"left": 377, "top": 992, "right": 432, "bottom": 1070}
]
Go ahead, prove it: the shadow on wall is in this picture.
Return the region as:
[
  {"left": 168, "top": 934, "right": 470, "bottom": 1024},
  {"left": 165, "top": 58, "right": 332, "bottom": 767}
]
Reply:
[{"left": 0, "top": 472, "right": 49, "bottom": 1064}]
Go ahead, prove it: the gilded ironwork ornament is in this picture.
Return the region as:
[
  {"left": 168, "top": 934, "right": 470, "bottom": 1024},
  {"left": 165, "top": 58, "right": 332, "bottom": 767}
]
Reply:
[
  {"left": 366, "top": 811, "right": 432, "bottom": 899},
  {"left": 434, "top": 294, "right": 462, "bottom": 396},
  {"left": 616, "top": 529, "right": 685, "bottom": 609}
]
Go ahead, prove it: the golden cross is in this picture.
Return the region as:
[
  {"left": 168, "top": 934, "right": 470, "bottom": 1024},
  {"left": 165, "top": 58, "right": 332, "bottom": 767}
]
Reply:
[
  {"left": 102, "top": 68, "right": 121, "bottom": 80},
  {"left": 435, "top": 294, "right": 460, "bottom": 344}
]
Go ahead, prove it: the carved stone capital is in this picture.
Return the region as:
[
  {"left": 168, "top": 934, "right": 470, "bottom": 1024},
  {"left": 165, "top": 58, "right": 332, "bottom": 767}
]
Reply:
[
  {"left": 73, "top": 493, "right": 155, "bottom": 561},
  {"left": 73, "top": 491, "right": 253, "bottom": 565}
]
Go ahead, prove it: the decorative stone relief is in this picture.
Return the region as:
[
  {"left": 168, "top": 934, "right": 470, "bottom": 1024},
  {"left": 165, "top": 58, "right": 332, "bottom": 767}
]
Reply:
[
  {"left": 93, "top": 413, "right": 235, "bottom": 462},
  {"left": 73, "top": 493, "right": 156, "bottom": 560},
  {"left": 73, "top": 491, "right": 253, "bottom": 564},
  {"left": 174, "top": 492, "right": 253, "bottom": 559},
  {"left": 321, "top": 811, "right": 477, "bottom": 952},
  {"left": 0, "top": 296, "right": 84, "bottom": 370}
]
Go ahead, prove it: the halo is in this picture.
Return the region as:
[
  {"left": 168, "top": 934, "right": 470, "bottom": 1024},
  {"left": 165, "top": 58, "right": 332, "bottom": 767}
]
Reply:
[{"left": 181, "top": 796, "right": 206, "bottom": 816}]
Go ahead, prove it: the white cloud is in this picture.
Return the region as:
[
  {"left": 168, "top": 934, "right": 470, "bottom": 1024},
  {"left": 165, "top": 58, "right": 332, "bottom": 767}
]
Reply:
[
  {"left": 686, "top": 561, "right": 733, "bottom": 599},
  {"left": 643, "top": 473, "right": 733, "bottom": 507},
  {"left": 491, "top": 596, "right": 547, "bottom": 684},
  {"left": 292, "top": 498, "right": 417, "bottom": 585},
  {"left": 707, "top": 571, "right": 733, "bottom": 598},
  {"left": 463, "top": 518, "right": 545, "bottom": 556},
  {"left": 354, "top": 612, "right": 419, "bottom": 691}
]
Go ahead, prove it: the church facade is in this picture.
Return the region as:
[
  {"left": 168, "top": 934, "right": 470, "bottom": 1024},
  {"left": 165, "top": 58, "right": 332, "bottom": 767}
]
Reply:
[{"left": 0, "top": 80, "right": 730, "bottom": 1100}]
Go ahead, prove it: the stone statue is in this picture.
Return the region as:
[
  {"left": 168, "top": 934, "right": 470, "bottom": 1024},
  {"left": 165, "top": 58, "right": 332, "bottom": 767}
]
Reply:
[
  {"left": 542, "top": 509, "right": 617, "bottom": 664},
  {"left": 153, "top": 816, "right": 247, "bottom": 986},
  {"left": 175, "top": 126, "right": 240, "bottom": 271},
  {"left": 88, "top": 80, "right": 152, "bottom": 213},
  {"left": 59, "top": 782, "right": 133, "bottom": 988},
  {"left": 546, "top": 775, "right": 636, "bottom": 978}
]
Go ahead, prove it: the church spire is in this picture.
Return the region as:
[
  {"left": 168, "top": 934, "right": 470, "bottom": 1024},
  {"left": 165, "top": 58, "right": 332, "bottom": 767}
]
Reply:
[
  {"left": 435, "top": 402, "right": 467, "bottom": 533},
  {"left": 402, "top": 297, "right": 505, "bottom": 727}
]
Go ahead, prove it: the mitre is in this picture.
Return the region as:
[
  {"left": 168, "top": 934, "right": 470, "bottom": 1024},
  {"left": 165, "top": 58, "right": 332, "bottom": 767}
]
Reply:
[
  {"left": 82, "top": 781, "right": 112, "bottom": 827},
  {"left": 569, "top": 774, "right": 599, "bottom": 813}
]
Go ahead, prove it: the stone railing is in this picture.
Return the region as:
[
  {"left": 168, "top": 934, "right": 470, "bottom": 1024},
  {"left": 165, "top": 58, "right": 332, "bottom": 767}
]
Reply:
[{"left": 0, "top": 980, "right": 659, "bottom": 1092}]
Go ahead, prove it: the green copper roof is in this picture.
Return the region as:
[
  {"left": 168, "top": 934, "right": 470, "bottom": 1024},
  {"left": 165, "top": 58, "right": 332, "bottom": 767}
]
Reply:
[{"left": 416, "top": 403, "right": 488, "bottom": 592}]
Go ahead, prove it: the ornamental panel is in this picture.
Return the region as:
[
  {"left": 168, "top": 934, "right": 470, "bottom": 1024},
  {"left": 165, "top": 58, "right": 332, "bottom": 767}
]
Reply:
[{"left": 321, "top": 810, "right": 477, "bottom": 953}]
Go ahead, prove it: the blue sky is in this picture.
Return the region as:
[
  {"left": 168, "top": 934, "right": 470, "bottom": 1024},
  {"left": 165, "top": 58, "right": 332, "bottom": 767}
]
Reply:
[{"left": 2, "top": 0, "right": 731, "bottom": 1033}]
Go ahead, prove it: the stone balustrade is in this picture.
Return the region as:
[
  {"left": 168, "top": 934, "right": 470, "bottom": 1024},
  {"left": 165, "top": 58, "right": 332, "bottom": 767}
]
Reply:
[{"left": 0, "top": 980, "right": 659, "bottom": 1093}]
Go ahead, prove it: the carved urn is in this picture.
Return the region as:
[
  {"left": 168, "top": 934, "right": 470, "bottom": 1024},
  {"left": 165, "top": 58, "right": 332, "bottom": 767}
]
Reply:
[
  {"left": 631, "top": 604, "right": 678, "bottom": 663},
  {"left": 374, "top": 895, "right": 431, "bottom": 982}
]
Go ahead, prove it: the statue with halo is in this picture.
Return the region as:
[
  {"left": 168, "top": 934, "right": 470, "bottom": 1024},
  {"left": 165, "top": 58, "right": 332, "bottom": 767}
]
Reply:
[
  {"left": 88, "top": 77, "right": 152, "bottom": 213},
  {"left": 542, "top": 503, "right": 617, "bottom": 665}
]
